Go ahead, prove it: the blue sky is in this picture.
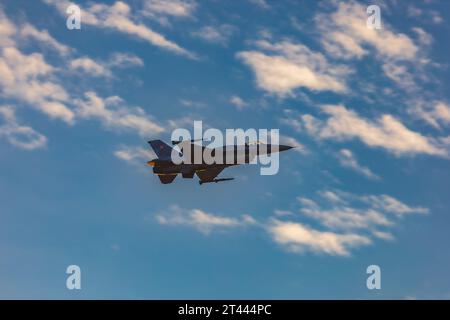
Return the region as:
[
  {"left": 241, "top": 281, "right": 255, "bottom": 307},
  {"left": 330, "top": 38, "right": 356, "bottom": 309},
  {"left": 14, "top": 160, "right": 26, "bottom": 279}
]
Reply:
[{"left": 1, "top": 0, "right": 450, "bottom": 299}]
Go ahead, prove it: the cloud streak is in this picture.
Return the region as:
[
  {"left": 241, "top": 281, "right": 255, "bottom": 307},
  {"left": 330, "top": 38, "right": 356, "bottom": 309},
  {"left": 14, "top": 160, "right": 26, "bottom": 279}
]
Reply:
[
  {"left": 301, "top": 104, "right": 447, "bottom": 157},
  {"left": 237, "top": 40, "right": 349, "bottom": 95},
  {"left": 0, "top": 105, "right": 47, "bottom": 150},
  {"left": 267, "top": 219, "right": 371, "bottom": 256},
  {"left": 44, "top": 0, "right": 195, "bottom": 58},
  {"left": 337, "top": 149, "right": 380, "bottom": 180},
  {"left": 75, "top": 91, "right": 165, "bottom": 136},
  {"left": 155, "top": 205, "right": 256, "bottom": 234}
]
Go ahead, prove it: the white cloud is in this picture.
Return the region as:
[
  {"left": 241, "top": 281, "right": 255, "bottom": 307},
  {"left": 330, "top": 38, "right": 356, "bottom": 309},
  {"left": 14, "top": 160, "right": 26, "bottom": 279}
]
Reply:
[
  {"left": 412, "top": 27, "right": 433, "bottom": 46},
  {"left": 0, "top": 105, "right": 47, "bottom": 150},
  {"left": 0, "top": 9, "right": 16, "bottom": 47},
  {"left": 317, "top": 190, "right": 346, "bottom": 205},
  {"left": 141, "top": 0, "right": 196, "bottom": 25},
  {"left": 0, "top": 46, "right": 74, "bottom": 123},
  {"left": 44, "top": 0, "right": 195, "bottom": 58},
  {"left": 434, "top": 102, "right": 450, "bottom": 123},
  {"left": 115, "top": 145, "right": 156, "bottom": 166},
  {"left": 372, "top": 230, "right": 395, "bottom": 241},
  {"left": 317, "top": 1, "right": 419, "bottom": 61},
  {"left": 192, "top": 24, "right": 236, "bottom": 45},
  {"left": 382, "top": 61, "right": 418, "bottom": 91},
  {"left": 297, "top": 197, "right": 319, "bottom": 209},
  {"left": 315, "top": 1, "right": 437, "bottom": 94},
  {"left": 301, "top": 104, "right": 447, "bottom": 157},
  {"left": 410, "top": 101, "right": 450, "bottom": 130},
  {"left": 248, "top": 0, "right": 270, "bottom": 9},
  {"left": 153, "top": 187, "right": 428, "bottom": 257},
  {"left": 75, "top": 91, "right": 164, "bottom": 136},
  {"left": 155, "top": 205, "right": 255, "bottom": 234},
  {"left": 272, "top": 191, "right": 416, "bottom": 255},
  {"left": 155, "top": 205, "right": 372, "bottom": 256},
  {"left": 301, "top": 206, "right": 392, "bottom": 231},
  {"left": 166, "top": 116, "right": 198, "bottom": 130},
  {"left": 337, "top": 148, "right": 380, "bottom": 180},
  {"left": 267, "top": 219, "right": 371, "bottom": 256},
  {"left": 70, "top": 57, "right": 112, "bottom": 77},
  {"left": 70, "top": 53, "right": 144, "bottom": 77},
  {"left": 0, "top": 7, "right": 164, "bottom": 150},
  {"left": 298, "top": 189, "right": 428, "bottom": 232},
  {"left": 108, "top": 52, "right": 144, "bottom": 68},
  {"left": 279, "top": 109, "right": 303, "bottom": 132},
  {"left": 407, "top": 6, "right": 443, "bottom": 24},
  {"left": 237, "top": 40, "right": 349, "bottom": 95},
  {"left": 179, "top": 99, "right": 205, "bottom": 108},
  {"left": 143, "top": 0, "right": 196, "bottom": 16},
  {"left": 0, "top": 10, "right": 76, "bottom": 124},
  {"left": 229, "top": 95, "right": 248, "bottom": 110},
  {"left": 362, "top": 195, "right": 429, "bottom": 215},
  {"left": 269, "top": 187, "right": 425, "bottom": 256},
  {"left": 20, "top": 23, "right": 71, "bottom": 56}
]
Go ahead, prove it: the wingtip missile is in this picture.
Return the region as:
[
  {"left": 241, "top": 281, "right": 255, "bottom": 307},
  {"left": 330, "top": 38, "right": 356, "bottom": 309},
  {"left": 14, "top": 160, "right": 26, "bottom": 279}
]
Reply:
[{"left": 199, "top": 178, "right": 234, "bottom": 185}]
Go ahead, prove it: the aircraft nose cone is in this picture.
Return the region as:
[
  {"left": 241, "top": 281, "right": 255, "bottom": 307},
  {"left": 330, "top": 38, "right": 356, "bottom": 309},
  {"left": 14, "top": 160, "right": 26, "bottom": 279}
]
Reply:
[{"left": 279, "top": 145, "right": 294, "bottom": 152}]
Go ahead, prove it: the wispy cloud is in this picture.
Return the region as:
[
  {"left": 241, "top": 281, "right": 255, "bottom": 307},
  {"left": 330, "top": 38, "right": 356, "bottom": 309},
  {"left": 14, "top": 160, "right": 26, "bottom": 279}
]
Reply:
[
  {"left": 154, "top": 205, "right": 372, "bottom": 256},
  {"left": 237, "top": 40, "right": 349, "bottom": 95},
  {"left": 192, "top": 24, "right": 236, "bottom": 45},
  {"left": 248, "top": 0, "right": 270, "bottom": 10},
  {"left": 267, "top": 219, "right": 371, "bottom": 256},
  {"left": 155, "top": 205, "right": 256, "bottom": 234},
  {"left": 337, "top": 149, "right": 380, "bottom": 180},
  {"left": 317, "top": 190, "right": 346, "bottom": 205},
  {"left": 284, "top": 189, "right": 430, "bottom": 251},
  {"left": 44, "top": 0, "right": 195, "bottom": 58},
  {"left": 315, "top": 1, "right": 441, "bottom": 97},
  {"left": 154, "top": 185, "right": 429, "bottom": 257},
  {"left": 0, "top": 46, "right": 74, "bottom": 124},
  {"left": 317, "top": 1, "right": 419, "bottom": 61},
  {"left": 20, "top": 23, "right": 72, "bottom": 56},
  {"left": 0, "top": 105, "right": 47, "bottom": 150},
  {"left": 301, "top": 104, "right": 447, "bottom": 157},
  {"left": 69, "top": 53, "right": 144, "bottom": 77},
  {"left": 409, "top": 101, "right": 450, "bottom": 130},
  {"left": 229, "top": 95, "right": 248, "bottom": 110},
  {"left": 70, "top": 57, "right": 112, "bottom": 77},
  {"left": 0, "top": 9, "right": 77, "bottom": 124},
  {"left": 108, "top": 52, "right": 144, "bottom": 68},
  {"left": 141, "top": 0, "right": 197, "bottom": 26},
  {"left": 299, "top": 189, "right": 428, "bottom": 232},
  {"left": 407, "top": 5, "right": 443, "bottom": 24},
  {"left": 361, "top": 194, "right": 429, "bottom": 216},
  {"left": 115, "top": 145, "right": 156, "bottom": 167},
  {"left": 74, "top": 91, "right": 165, "bottom": 136}
]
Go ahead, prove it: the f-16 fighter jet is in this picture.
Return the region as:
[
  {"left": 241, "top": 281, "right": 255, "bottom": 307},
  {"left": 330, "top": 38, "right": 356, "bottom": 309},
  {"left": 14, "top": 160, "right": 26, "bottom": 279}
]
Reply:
[{"left": 147, "top": 139, "right": 294, "bottom": 185}]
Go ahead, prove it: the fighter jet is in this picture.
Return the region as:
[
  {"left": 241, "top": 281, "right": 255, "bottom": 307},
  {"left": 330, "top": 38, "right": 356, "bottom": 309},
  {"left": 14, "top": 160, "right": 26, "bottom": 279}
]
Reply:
[{"left": 147, "top": 139, "right": 294, "bottom": 185}]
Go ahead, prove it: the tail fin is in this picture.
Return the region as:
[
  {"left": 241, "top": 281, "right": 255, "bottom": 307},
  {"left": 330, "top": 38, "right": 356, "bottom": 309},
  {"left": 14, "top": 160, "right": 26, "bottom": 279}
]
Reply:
[{"left": 148, "top": 140, "right": 174, "bottom": 160}]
